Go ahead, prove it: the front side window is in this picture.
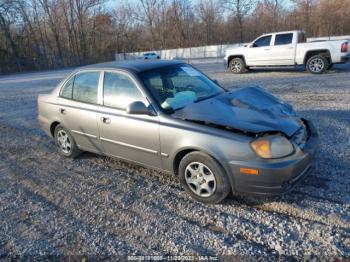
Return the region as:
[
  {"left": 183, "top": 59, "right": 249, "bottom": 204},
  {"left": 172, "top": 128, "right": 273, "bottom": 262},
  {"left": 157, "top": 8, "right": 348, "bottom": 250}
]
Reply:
[
  {"left": 72, "top": 71, "right": 100, "bottom": 104},
  {"left": 253, "top": 35, "right": 272, "bottom": 47},
  {"left": 103, "top": 72, "right": 144, "bottom": 109},
  {"left": 139, "top": 64, "right": 224, "bottom": 112},
  {"left": 275, "top": 33, "right": 293, "bottom": 45}
]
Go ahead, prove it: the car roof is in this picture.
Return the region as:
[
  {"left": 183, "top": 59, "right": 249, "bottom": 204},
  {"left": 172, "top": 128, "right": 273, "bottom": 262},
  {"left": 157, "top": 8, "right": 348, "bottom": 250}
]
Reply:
[
  {"left": 79, "top": 60, "right": 183, "bottom": 73},
  {"left": 261, "top": 30, "right": 302, "bottom": 36}
]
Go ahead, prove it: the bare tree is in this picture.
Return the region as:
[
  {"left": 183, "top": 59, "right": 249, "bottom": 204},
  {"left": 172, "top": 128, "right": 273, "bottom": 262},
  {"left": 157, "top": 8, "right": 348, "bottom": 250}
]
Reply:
[
  {"left": 291, "top": 0, "right": 317, "bottom": 35},
  {"left": 222, "top": 0, "right": 254, "bottom": 42},
  {"left": 197, "top": 0, "right": 222, "bottom": 45},
  {"left": 0, "top": 0, "right": 22, "bottom": 71},
  {"left": 137, "top": 0, "right": 163, "bottom": 50},
  {"left": 1, "top": 0, "right": 350, "bottom": 74}
]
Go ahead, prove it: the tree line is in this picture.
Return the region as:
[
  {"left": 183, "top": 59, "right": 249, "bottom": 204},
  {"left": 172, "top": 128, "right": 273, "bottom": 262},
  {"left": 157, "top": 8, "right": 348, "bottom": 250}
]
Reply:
[{"left": 0, "top": 0, "right": 349, "bottom": 73}]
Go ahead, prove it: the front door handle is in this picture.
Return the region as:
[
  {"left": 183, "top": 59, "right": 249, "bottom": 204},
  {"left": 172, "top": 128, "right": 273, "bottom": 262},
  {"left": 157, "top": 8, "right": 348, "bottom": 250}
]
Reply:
[
  {"left": 60, "top": 108, "right": 66, "bottom": 114},
  {"left": 101, "top": 116, "right": 111, "bottom": 124}
]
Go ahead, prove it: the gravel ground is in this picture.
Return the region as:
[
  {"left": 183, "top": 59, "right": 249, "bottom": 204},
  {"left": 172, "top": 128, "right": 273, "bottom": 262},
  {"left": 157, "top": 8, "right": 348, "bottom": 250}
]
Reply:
[{"left": 0, "top": 63, "right": 349, "bottom": 259}]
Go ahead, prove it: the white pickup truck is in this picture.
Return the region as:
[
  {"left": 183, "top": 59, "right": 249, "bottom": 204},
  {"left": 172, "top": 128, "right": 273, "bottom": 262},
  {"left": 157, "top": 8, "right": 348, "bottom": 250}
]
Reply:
[{"left": 224, "top": 30, "right": 350, "bottom": 74}]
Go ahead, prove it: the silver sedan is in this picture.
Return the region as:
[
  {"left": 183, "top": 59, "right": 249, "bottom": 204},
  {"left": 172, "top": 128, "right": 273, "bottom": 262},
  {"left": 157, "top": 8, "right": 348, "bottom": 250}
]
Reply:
[{"left": 38, "top": 60, "right": 318, "bottom": 204}]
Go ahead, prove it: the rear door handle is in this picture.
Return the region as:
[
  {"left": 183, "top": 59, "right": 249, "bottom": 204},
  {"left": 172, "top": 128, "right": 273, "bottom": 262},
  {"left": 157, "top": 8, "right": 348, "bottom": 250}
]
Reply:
[
  {"left": 101, "top": 116, "right": 111, "bottom": 124},
  {"left": 60, "top": 108, "right": 66, "bottom": 114}
]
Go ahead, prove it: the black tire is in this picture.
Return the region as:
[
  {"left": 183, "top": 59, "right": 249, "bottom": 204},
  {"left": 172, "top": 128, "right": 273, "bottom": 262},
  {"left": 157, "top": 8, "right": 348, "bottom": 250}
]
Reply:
[
  {"left": 306, "top": 55, "right": 329, "bottom": 74},
  {"left": 178, "top": 151, "right": 231, "bottom": 204},
  {"left": 54, "top": 125, "right": 81, "bottom": 158},
  {"left": 229, "top": 57, "right": 247, "bottom": 74}
]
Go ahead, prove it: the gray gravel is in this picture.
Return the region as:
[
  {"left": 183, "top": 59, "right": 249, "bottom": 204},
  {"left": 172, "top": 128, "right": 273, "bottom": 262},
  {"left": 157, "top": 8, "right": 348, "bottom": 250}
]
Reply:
[{"left": 0, "top": 63, "right": 349, "bottom": 259}]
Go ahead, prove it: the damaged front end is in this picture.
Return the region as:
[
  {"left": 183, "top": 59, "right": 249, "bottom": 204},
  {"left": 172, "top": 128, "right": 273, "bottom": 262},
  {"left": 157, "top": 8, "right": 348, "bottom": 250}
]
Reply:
[
  {"left": 172, "top": 86, "right": 309, "bottom": 153},
  {"left": 173, "top": 86, "right": 302, "bottom": 136},
  {"left": 171, "top": 86, "right": 319, "bottom": 196}
]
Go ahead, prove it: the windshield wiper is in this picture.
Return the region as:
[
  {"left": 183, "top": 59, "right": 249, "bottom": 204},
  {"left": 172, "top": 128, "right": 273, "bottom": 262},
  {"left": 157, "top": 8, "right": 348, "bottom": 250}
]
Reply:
[{"left": 195, "top": 92, "right": 221, "bottom": 103}]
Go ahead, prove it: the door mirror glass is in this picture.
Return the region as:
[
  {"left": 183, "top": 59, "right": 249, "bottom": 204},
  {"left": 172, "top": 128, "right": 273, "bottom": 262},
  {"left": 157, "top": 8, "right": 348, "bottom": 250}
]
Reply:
[{"left": 126, "top": 101, "right": 155, "bottom": 116}]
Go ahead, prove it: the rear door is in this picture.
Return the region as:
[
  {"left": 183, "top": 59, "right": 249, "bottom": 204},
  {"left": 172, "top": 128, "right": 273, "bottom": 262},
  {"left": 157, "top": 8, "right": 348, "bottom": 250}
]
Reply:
[
  {"left": 98, "top": 70, "right": 162, "bottom": 168},
  {"left": 246, "top": 35, "right": 273, "bottom": 66},
  {"left": 57, "top": 70, "right": 102, "bottom": 153},
  {"left": 269, "top": 33, "right": 296, "bottom": 65}
]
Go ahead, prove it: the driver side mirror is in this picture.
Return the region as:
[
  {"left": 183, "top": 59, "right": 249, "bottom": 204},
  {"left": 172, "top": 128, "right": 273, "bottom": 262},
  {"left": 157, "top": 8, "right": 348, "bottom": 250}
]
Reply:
[{"left": 126, "top": 101, "right": 156, "bottom": 116}]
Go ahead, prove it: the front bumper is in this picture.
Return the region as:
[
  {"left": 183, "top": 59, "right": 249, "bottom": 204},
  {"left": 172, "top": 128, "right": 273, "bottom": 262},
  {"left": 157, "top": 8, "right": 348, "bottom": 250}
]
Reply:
[
  {"left": 228, "top": 120, "right": 319, "bottom": 196},
  {"left": 223, "top": 57, "right": 228, "bottom": 68}
]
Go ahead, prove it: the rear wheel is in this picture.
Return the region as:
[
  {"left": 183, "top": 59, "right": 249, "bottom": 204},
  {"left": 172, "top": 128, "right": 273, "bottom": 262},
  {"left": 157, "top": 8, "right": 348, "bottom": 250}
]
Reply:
[
  {"left": 229, "top": 57, "right": 247, "bottom": 74},
  {"left": 54, "top": 125, "right": 81, "bottom": 158},
  {"left": 179, "top": 152, "right": 231, "bottom": 204},
  {"left": 306, "top": 55, "right": 329, "bottom": 74}
]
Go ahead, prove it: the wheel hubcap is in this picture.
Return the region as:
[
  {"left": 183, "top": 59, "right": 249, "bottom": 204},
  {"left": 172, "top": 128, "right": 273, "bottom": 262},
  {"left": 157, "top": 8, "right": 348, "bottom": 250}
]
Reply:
[
  {"left": 57, "top": 130, "right": 72, "bottom": 154},
  {"left": 230, "top": 61, "right": 242, "bottom": 73},
  {"left": 309, "top": 58, "right": 324, "bottom": 72},
  {"left": 185, "top": 162, "right": 216, "bottom": 197}
]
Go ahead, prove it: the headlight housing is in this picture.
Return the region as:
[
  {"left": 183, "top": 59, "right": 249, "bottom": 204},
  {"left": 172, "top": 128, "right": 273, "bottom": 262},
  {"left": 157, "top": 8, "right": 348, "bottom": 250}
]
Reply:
[{"left": 251, "top": 135, "right": 294, "bottom": 159}]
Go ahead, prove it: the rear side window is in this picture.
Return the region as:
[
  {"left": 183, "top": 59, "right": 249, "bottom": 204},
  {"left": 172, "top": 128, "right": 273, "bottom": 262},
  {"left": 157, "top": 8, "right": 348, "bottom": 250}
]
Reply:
[
  {"left": 72, "top": 72, "right": 100, "bottom": 104},
  {"left": 60, "top": 77, "right": 73, "bottom": 99},
  {"left": 275, "top": 33, "right": 293, "bottom": 45},
  {"left": 253, "top": 35, "right": 272, "bottom": 47},
  {"left": 103, "top": 72, "right": 144, "bottom": 109}
]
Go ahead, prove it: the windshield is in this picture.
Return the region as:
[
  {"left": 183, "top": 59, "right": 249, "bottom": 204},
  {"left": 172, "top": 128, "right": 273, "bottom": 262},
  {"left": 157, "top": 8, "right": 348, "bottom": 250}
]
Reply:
[{"left": 139, "top": 64, "right": 224, "bottom": 112}]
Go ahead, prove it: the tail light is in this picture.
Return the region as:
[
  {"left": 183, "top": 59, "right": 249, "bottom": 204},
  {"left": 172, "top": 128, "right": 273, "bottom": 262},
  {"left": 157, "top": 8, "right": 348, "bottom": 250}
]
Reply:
[{"left": 341, "top": 42, "right": 348, "bottom": 53}]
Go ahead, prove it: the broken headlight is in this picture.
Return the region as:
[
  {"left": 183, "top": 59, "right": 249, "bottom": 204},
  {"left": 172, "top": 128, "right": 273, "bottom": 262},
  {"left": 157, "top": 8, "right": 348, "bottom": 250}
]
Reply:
[{"left": 251, "top": 135, "right": 294, "bottom": 159}]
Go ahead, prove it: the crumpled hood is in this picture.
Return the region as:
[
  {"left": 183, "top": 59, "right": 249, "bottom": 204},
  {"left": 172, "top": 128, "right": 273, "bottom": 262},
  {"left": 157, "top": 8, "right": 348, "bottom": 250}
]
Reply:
[{"left": 172, "top": 86, "right": 302, "bottom": 137}]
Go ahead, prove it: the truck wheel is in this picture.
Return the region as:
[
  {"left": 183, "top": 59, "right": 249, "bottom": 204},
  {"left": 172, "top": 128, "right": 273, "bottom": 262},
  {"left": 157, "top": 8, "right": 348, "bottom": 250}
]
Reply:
[
  {"left": 229, "top": 58, "right": 247, "bottom": 74},
  {"left": 306, "top": 55, "right": 329, "bottom": 74},
  {"left": 54, "top": 125, "right": 81, "bottom": 158},
  {"left": 179, "top": 151, "right": 231, "bottom": 204}
]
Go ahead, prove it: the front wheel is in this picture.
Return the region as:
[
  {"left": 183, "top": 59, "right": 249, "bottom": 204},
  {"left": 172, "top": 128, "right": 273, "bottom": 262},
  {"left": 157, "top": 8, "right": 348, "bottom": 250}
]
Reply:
[
  {"left": 306, "top": 55, "right": 329, "bottom": 74},
  {"left": 229, "top": 58, "right": 247, "bottom": 74},
  {"left": 179, "top": 152, "right": 231, "bottom": 204}
]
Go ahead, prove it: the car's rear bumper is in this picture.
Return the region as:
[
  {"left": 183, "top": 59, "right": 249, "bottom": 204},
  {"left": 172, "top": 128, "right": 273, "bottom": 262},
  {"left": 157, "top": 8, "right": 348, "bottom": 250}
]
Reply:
[
  {"left": 38, "top": 115, "right": 52, "bottom": 137},
  {"left": 228, "top": 120, "right": 319, "bottom": 196}
]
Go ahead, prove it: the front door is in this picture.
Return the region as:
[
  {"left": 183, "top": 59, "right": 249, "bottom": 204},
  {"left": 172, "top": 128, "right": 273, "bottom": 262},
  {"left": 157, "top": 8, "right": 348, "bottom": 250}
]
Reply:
[
  {"left": 246, "top": 35, "right": 273, "bottom": 66},
  {"left": 98, "top": 70, "right": 162, "bottom": 168}
]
